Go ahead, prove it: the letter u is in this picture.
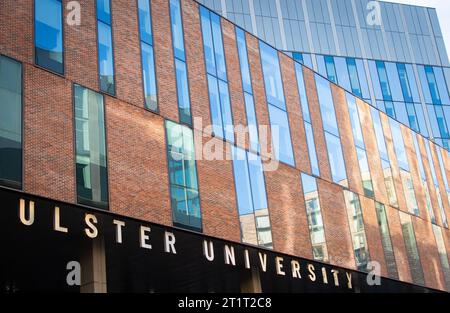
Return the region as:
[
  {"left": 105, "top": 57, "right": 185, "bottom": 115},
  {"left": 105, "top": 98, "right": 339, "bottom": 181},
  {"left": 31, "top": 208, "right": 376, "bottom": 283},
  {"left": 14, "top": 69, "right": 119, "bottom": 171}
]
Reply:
[
  {"left": 19, "top": 199, "right": 35, "bottom": 226},
  {"left": 203, "top": 240, "right": 215, "bottom": 261}
]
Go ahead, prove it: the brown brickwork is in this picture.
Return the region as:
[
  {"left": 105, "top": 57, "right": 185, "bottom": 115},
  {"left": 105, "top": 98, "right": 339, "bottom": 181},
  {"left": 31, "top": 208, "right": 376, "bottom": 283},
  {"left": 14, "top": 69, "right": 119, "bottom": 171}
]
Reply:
[
  {"left": 317, "top": 179, "right": 355, "bottom": 269},
  {"left": 303, "top": 68, "right": 332, "bottom": 181},
  {"left": 279, "top": 53, "right": 310, "bottom": 174},
  {"left": 386, "top": 207, "right": 412, "bottom": 283},
  {"left": 265, "top": 162, "right": 312, "bottom": 258},
  {"left": 430, "top": 142, "right": 450, "bottom": 225},
  {"left": 152, "top": 0, "right": 179, "bottom": 121},
  {"left": 111, "top": 0, "right": 144, "bottom": 108},
  {"left": 401, "top": 125, "right": 428, "bottom": 219},
  {"left": 360, "top": 196, "right": 388, "bottom": 277},
  {"left": 64, "top": 0, "right": 99, "bottom": 91},
  {"left": 380, "top": 113, "right": 409, "bottom": 213},
  {"left": 105, "top": 96, "right": 171, "bottom": 226},
  {"left": 195, "top": 136, "right": 240, "bottom": 242},
  {"left": 181, "top": 0, "right": 211, "bottom": 133},
  {"left": 222, "top": 19, "right": 248, "bottom": 148},
  {"left": 246, "top": 34, "right": 272, "bottom": 160},
  {"left": 356, "top": 99, "right": 389, "bottom": 204},
  {"left": 23, "top": 64, "right": 75, "bottom": 203},
  {"left": 0, "top": 0, "right": 33, "bottom": 63},
  {"left": 331, "top": 85, "right": 363, "bottom": 194},
  {"left": 412, "top": 216, "right": 446, "bottom": 290}
]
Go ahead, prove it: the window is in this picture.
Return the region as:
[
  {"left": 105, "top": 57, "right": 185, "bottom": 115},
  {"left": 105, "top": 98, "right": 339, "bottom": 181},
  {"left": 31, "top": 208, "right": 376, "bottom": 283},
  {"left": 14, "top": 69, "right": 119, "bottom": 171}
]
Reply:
[
  {"left": 371, "top": 108, "right": 398, "bottom": 207},
  {"left": 301, "top": 173, "right": 328, "bottom": 262},
  {"left": 424, "top": 66, "right": 441, "bottom": 105},
  {"left": 201, "top": 7, "right": 234, "bottom": 142},
  {"left": 236, "top": 28, "right": 259, "bottom": 153},
  {"left": 343, "top": 191, "right": 370, "bottom": 271},
  {"left": 424, "top": 140, "right": 448, "bottom": 228},
  {"left": 399, "top": 212, "right": 425, "bottom": 286},
  {"left": 96, "top": 0, "right": 115, "bottom": 95},
  {"left": 432, "top": 225, "right": 450, "bottom": 290},
  {"left": 347, "top": 58, "right": 362, "bottom": 98},
  {"left": 232, "top": 147, "right": 273, "bottom": 248},
  {"left": 166, "top": 120, "right": 201, "bottom": 232},
  {"left": 34, "top": 0, "right": 64, "bottom": 74},
  {"left": 295, "top": 62, "right": 319, "bottom": 176},
  {"left": 375, "top": 202, "right": 399, "bottom": 279},
  {"left": 324, "top": 56, "right": 337, "bottom": 83},
  {"left": 138, "top": 0, "right": 158, "bottom": 111},
  {"left": 346, "top": 93, "right": 374, "bottom": 197},
  {"left": 412, "top": 133, "right": 436, "bottom": 223},
  {"left": 170, "top": 0, "right": 192, "bottom": 125},
  {"left": 376, "top": 61, "right": 393, "bottom": 101},
  {"left": 315, "top": 74, "right": 347, "bottom": 186},
  {"left": 74, "top": 84, "right": 109, "bottom": 209},
  {"left": 260, "top": 41, "right": 294, "bottom": 166},
  {"left": 0, "top": 56, "right": 22, "bottom": 189},
  {"left": 390, "top": 119, "right": 419, "bottom": 216}
]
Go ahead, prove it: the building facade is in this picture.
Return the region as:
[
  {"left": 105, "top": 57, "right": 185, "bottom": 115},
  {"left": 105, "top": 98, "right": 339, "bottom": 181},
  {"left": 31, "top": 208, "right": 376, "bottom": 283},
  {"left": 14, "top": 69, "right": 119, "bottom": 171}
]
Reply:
[
  {"left": 199, "top": 0, "right": 450, "bottom": 152},
  {"left": 0, "top": 0, "right": 449, "bottom": 292}
]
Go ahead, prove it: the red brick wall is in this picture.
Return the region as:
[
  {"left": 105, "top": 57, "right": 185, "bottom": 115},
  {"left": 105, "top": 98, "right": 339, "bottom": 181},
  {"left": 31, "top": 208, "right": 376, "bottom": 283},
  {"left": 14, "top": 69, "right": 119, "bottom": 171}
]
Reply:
[
  {"left": 181, "top": 0, "right": 211, "bottom": 132},
  {"left": 317, "top": 179, "right": 355, "bottom": 269},
  {"left": 64, "top": 0, "right": 99, "bottom": 92},
  {"left": 265, "top": 162, "right": 312, "bottom": 258},
  {"left": 360, "top": 196, "right": 388, "bottom": 277},
  {"left": 195, "top": 136, "right": 240, "bottom": 242},
  {"left": 152, "top": 0, "right": 179, "bottom": 121},
  {"left": 386, "top": 207, "right": 412, "bottom": 283},
  {"left": 279, "top": 53, "right": 310, "bottom": 174},
  {"left": 303, "top": 68, "right": 332, "bottom": 181},
  {"left": 23, "top": 65, "right": 75, "bottom": 203},
  {"left": 412, "top": 216, "right": 446, "bottom": 290},
  {"left": 246, "top": 34, "right": 272, "bottom": 160},
  {"left": 332, "top": 85, "right": 363, "bottom": 194},
  {"left": 222, "top": 19, "right": 248, "bottom": 147},
  {"left": 356, "top": 99, "right": 389, "bottom": 204},
  {"left": 111, "top": 0, "right": 144, "bottom": 108},
  {"left": 0, "top": 0, "right": 33, "bottom": 63},
  {"left": 105, "top": 97, "right": 171, "bottom": 226}
]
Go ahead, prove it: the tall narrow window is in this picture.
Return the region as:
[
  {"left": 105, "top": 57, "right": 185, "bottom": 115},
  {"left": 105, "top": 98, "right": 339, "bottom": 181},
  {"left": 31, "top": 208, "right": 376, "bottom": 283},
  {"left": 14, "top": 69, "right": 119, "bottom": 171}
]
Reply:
[
  {"left": 432, "top": 224, "right": 450, "bottom": 290},
  {"left": 315, "top": 74, "right": 347, "bottom": 187},
  {"left": 170, "top": 0, "right": 192, "bottom": 125},
  {"left": 74, "top": 85, "right": 109, "bottom": 209},
  {"left": 301, "top": 173, "right": 328, "bottom": 262},
  {"left": 399, "top": 212, "right": 425, "bottom": 286},
  {"left": 0, "top": 56, "right": 22, "bottom": 189},
  {"left": 375, "top": 61, "right": 395, "bottom": 118},
  {"left": 343, "top": 191, "right": 370, "bottom": 271},
  {"left": 236, "top": 28, "right": 259, "bottom": 153},
  {"left": 200, "top": 7, "right": 234, "bottom": 141},
  {"left": 347, "top": 58, "right": 362, "bottom": 98},
  {"left": 436, "top": 146, "right": 450, "bottom": 228},
  {"left": 374, "top": 202, "right": 399, "bottom": 279},
  {"left": 371, "top": 108, "right": 398, "bottom": 207},
  {"left": 324, "top": 56, "right": 337, "bottom": 83},
  {"left": 137, "top": 0, "right": 158, "bottom": 111},
  {"left": 389, "top": 119, "right": 419, "bottom": 216},
  {"left": 346, "top": 93, "right": 374, "bottom": 197},
  {"left": 232, "top": 146, "right": 273, "bottom": 248},
  {"left": 34, "top": 0, "right": 64, "bottom": 74},
  {"left": 412, "top": 133, "right": 436, "bottom": 223},
  {"left": 425, "top": 140, "right": 448, "bottom": 228},
  {"left": 260, "top": 41, "right": 294, "bottom": 166},
  {"left": 96, "top": 0, "right": 115, "bottom": 95},
  {"left": 295, "top": 63, "right": 319, "bottom": 176},
  {"left": 165, "top": 120, "right": 201, "bottom": 232}
]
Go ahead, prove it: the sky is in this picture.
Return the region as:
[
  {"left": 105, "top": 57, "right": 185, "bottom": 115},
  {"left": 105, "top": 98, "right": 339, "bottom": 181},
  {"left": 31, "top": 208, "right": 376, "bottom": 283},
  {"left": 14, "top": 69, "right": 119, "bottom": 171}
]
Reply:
[{"left": 383, "top": 0, "right": 450, "bottom": 54}]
